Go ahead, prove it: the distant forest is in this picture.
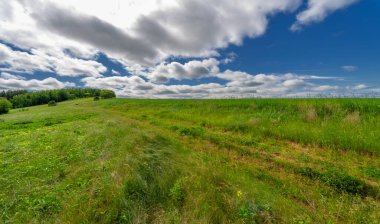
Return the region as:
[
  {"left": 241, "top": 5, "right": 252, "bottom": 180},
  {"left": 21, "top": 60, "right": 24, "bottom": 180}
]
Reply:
[{"left": 0, "top": 88, "right": 116, "bottom": 108}]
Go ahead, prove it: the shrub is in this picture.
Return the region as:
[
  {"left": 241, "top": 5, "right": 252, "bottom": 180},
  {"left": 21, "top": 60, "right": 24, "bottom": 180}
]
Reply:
[
  {"left": 297, "top": 167, "right": 375, "bottom": 196},
  {"left": 178, "top": 127, "right": 205, "bottom": 137},
  {"left": 169, "top": 179, "right": 185, "bottom": 204},
  {"left": 322, "top": 170, "right": 371, "bottom": 195},
  {"left": 94, "top": 96, "right": 100, "bottom": 101},
  {"left": 48, "top": 100, "right": 57, "bottom": 107},
  {"left": 31, "top": 195, "right": 61, "bottom": 215},
  {"left": 100, "top": 90, "right": 116, "bottom": 99},
  {"left": 0, "top": 98, "right": 12, "bottom": 114},
  {"left": 238, "top": 201, "right": 273, "bottom": 222}
]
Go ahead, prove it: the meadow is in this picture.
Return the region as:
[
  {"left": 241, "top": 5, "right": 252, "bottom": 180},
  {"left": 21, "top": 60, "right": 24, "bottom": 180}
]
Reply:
[{"left": 1, "top": 98, "right": 379, "bottom": 223}]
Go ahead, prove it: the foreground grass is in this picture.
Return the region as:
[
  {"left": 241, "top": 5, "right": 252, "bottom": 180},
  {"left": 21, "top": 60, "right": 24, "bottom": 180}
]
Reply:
[{"left": 0, "top": 98, "right": 379, "bottom": 223}]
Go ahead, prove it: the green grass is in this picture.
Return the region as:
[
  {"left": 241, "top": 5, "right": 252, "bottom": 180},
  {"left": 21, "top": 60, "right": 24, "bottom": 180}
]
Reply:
[{"left": 1, "top": 98, "right": 379, "bottom": 223}]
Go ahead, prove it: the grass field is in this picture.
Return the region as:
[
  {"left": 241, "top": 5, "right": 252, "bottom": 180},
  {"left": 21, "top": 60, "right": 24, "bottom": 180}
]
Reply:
[{"left": 1, "top": 98, "right": 380, "bottom": 223}]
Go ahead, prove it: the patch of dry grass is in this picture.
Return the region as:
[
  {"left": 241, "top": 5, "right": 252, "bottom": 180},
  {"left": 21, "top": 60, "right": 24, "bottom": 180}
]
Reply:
[{"left": 343, "top": 111, "right": 361, "bottom": 125}]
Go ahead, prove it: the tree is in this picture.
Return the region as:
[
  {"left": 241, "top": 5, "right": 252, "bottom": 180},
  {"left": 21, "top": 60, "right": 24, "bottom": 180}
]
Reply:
[
  {"left": 0, "top": 90, "right": 28, "bottom": 100},
  {"left": 58, "top": 90, "right": 69, "bottom": 101},
  {"left": 9, "top": 88, "right": 114, "bottom": 108},
  {"left": 100, "top": 90, "right": 116, "bottom": 99},
  {"left": 0, "top": 98, "right": 12, "bottom": 114}
]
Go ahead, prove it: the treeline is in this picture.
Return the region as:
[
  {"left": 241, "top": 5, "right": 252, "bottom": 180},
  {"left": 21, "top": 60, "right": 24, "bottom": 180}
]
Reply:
[
  {"left": 8, "top": 88, "right": 116, "bottom": 108},
  {"left": 0, "top": 90, "right": 28, "bottom": 100}
]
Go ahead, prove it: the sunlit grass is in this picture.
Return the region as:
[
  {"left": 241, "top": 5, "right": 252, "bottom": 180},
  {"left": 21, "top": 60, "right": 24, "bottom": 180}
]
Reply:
[{"left": 1, "top": 98, "right": 379, "bottom": 223}]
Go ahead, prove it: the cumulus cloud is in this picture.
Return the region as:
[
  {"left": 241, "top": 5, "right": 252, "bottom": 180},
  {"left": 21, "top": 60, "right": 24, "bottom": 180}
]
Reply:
[
  {"left": 132, "top": 0, "right": 301, "bottom": 59},
  {"left": 0, "top": 72, "right": 25, "bottom": 80},
  {"left": 147, "top": 58, "right": 220, "bottom": 83},
  {"left": 0, "top": 43, "right": 53, "bottom": 74},
  {"left": 0, "top": 1, "right": 13, "bottom": 21},
  {"left": 82, "top": 59, "right": 367, "bottom": 98},
  {"left": 29, "top": 1, "right": 159, "bottom": 65},
  {"left": 291, "top": 0, "right": 360, "bottom": 31},
  {"left": 0, "top": 0, "right": 366, "bottom": 97},
  {"left": 0, "top": 76, "right": 75, "bottom": 91},
  {"left": 0, "top": 43, "right": 106, "bottom": 77},
  {"left": 1, "top": 0, "right": 359, "bottom": 68},
  {"left": 1, "top": 0, "right": 303, "bottom": 67}
]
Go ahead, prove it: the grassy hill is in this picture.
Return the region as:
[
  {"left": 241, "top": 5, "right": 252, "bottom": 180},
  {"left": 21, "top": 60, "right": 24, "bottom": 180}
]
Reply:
[{"left": 1, "top": 98, "right": 379, "bottom": 223}]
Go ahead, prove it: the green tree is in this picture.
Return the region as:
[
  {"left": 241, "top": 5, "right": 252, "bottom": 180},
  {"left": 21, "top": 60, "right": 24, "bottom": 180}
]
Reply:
[
  {"left": 10, "top": 88, "right": 114, "bottom": 108},
  {"left": 0, "top": 90, "right": 28, "bottom": 100},
  {"left": 100, "top": 90, "right": 116, "bottom": 99},
  {"left": 0, "top": 98, "right": 12, "bottom": 114}
]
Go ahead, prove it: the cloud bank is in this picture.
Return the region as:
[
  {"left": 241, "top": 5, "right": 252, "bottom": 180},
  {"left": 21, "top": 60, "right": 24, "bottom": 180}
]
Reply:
[
  {"left": 0, "top": 72, "right": 74, "bottom": 91},
  {"left": 82, "top": 59, "right": 369, "bottom": 98}
]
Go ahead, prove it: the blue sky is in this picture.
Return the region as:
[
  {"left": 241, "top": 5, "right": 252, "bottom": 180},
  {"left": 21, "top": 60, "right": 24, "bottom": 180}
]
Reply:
[
  {"left": 0, "top": 0, "right": 379, "bottom": 98},
  {"left": 223, "top": 0, "right": 380, "bottom": 84}
]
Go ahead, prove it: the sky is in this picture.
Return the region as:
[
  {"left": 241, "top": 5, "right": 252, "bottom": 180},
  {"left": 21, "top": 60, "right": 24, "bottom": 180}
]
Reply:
[{"left": 0, "top": 0, "right": 379, "bottom": 98}]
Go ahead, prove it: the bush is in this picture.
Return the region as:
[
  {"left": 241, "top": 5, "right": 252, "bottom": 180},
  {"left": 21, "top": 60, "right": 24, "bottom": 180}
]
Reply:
[
  {"left": 94, "top": 96, "right": 100, "bottom": 101},
  {"left": 100, "top": 90, "right": 116, "bottom": 99},
  {"left": 178, "top": 127, "right": 205, "bottom": 137},
  {"left": 297, "top": 167, "right": 375, "bottom": 196},
  {"left": 169, "top": 179, "right": 185, "bottom": 204},
  {"left": 48, "top": 100, "right": 57, "bottom": 107},
  {"left": 322, "top": 170, "right": 371, "bottom": 195},
  {"left": 0, "top": 98, "right": 12, "bottom": 114}
]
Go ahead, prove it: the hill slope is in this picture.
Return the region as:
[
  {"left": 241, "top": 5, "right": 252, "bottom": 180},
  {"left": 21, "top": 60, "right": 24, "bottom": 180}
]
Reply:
[{"left": 1, "top": 98, "right": 379, "bottom": 223}]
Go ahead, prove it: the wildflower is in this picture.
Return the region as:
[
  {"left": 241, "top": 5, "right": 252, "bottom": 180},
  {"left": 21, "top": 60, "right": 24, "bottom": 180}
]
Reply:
[{"left": 237, "top": 190, "right": 243, "bottom": 198}]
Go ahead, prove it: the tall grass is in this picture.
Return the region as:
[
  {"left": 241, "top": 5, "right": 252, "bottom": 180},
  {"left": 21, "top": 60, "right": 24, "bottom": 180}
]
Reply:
[
  {"left": 100, "top": 98, "right": 380, "bottom": 154},
  {"left": 1, "top": 98, "right": 379, "bottom": 223}
]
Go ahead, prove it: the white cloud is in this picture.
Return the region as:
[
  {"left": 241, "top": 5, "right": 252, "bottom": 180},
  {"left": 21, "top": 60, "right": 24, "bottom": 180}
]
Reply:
[
  {"left": 0, "top": 76, "right": 75, "bottom": 91},
  {"left": 0, "top": 43, "right": 53, "bottom": 74},
  {"left": 147, "top": 58, "right": 220, "bottom": 83},
  {"left": 81, "top": 76, "right": 147, "bottom": 90},
  {"left": 342, "top": 65, "right": 358, "bottom": 72},
  {"left": 81, "top": 62, "right": 369, "bottom": 98},
  {"left": 291, "top": 0, "right": 360, "bottom": 31},
  {"left": 0, "top": 43, "right": 106, "bottom": 77},
  {"left": 311, "top": 85, "right": 340, "bottom": 91},
  {"left": 1, "top": 0, "right": 302, "bottom": 67},
  {"left": 130, "top": 0, "right": 301, "bottom": 61},
  {"left": 350, "top": 84, "right": 367, "bottom": 90},
  {"left": 0, "top": 72, "right": 25, "bottom": 80},
  {"left": 0, "top": 0, "right": 368, "bottom": 97},
  {"left": 283, "top": 79, "right": 306, "bottom": 87},
  {"left": 221, "top": 52, "right": 238, "bottom": 64}
]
